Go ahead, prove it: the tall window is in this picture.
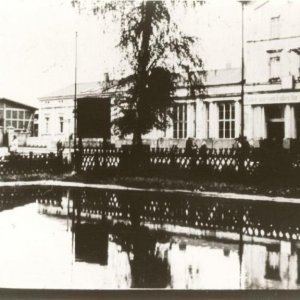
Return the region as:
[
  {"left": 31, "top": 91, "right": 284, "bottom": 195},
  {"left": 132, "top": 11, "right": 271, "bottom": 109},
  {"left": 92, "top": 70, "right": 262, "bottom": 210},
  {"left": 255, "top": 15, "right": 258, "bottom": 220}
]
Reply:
[
  {"left": 59, "top": 116, "right": 64, "bottom": 133},
  {"left": 218, "top": 103, "right": 235, "bottom": 139},
  {"left": 45, "top": 117, "right": 49, "bottom": 134},
  {"left": 270, "top": 16, "right": 280, "bottom": 39},
  {"left": 173, "top": 103, "right": 187, "bottom": 139},
  {"left": 269, "top": 56, "right": 281, "bottom": 80}
]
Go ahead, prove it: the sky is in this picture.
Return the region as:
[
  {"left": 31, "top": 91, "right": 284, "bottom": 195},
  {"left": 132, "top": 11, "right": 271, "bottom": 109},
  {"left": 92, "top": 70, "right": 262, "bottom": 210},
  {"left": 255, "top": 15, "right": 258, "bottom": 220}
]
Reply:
[{"left": 0, "top": 0, "right": 252, "bottom": 108}]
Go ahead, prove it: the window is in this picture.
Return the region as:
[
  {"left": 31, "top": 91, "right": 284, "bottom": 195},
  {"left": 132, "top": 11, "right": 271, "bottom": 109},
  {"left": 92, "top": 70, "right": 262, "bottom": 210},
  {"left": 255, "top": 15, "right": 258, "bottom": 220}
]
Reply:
[
  {"left": 218, "top": 103, "right": 235, "bottom": 139},
  {"left": 18, "top": 111, "right": 24, "bottom": 119},
  {"left": 45, "top": 117, "right": 49, "bottom": 134},
  {"left": 269, "top": 56, "right": 281, "bottom": 80},
  {"left": 59, "top": 116, "right": 64, "bottom": 133},
  {"left": 0, "top": 110, "right": 3, "bottom": 127},
  {"left": 12, "top": 110, "right": 17, "bottom": 119},
  {"left": 5, "top": 109, "right": 32, "bottom": 130},
  {"left": 25, "top": 111, "right": 31, "bottom": 119},
  {"left": 173, "top": 103, "right": 187, "bottom": 139},
  {"left": 270, "top": 16, "right": 280, "bottom": 39}
]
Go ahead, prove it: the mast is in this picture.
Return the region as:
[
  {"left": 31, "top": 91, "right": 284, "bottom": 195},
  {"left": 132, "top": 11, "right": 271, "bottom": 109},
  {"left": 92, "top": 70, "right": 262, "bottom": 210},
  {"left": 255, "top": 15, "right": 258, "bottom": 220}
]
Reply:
[{"left": 74, "top": 31, "right": 78, "bottom": 152}]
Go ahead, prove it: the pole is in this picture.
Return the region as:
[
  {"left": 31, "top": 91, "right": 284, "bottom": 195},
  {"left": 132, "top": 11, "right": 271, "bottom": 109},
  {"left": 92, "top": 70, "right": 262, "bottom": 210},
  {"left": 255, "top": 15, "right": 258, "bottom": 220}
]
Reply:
[
  {"left": 241, "top": 2, "right": 245, "bottom": 141},
  {"left": 74, "top": 31, "right": 78, "bottom": 153}
]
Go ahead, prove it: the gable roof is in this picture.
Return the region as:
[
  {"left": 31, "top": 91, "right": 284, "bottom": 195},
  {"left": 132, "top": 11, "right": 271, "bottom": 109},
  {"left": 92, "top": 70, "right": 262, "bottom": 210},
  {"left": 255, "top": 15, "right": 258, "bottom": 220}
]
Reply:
[
  {"left": 40, "top": 80, "right": 119, "bottom": 100},
  {"left": 0, "top": 98, "right": 37, "bottom": 110}
]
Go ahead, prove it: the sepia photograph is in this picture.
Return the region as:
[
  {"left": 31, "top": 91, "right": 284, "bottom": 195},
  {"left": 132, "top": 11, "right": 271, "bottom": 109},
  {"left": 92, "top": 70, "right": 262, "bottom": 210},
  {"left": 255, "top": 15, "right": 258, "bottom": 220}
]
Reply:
[{"left": 0, "top": 0, "right": 300, "bottom": 297}]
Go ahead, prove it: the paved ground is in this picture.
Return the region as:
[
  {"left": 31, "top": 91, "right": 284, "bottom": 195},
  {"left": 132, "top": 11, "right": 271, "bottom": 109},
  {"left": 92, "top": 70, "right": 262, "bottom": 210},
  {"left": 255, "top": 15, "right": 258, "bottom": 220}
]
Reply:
[{"left": 0, "top": 147, "right": 9, "bottom": 157}]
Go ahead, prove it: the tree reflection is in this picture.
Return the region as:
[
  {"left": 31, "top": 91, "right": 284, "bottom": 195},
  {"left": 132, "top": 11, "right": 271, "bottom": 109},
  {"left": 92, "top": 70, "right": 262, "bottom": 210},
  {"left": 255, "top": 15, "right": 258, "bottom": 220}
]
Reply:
[
  {"left": 265, "top": 244, "right": 281, "bottom": 281},
  {"left": 111, "top": 223, "right": 171, "bottom": 288}
]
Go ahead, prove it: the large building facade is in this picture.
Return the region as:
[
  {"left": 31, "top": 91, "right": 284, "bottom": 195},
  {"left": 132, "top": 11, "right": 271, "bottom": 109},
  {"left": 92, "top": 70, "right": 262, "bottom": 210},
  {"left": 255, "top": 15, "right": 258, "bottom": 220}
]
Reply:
[{"left": 37, "top": 0, "right": 300, "bottom": 149}]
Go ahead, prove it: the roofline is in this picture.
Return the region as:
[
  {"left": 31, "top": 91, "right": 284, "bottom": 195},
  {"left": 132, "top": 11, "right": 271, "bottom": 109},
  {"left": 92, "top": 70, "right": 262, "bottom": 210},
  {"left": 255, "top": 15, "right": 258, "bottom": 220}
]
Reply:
[
  {"left": 0, "top": 98, "right": 37, "bottom": 110},
  {"left": 254, "top": 0, "right": 269, "bottom": 10}
]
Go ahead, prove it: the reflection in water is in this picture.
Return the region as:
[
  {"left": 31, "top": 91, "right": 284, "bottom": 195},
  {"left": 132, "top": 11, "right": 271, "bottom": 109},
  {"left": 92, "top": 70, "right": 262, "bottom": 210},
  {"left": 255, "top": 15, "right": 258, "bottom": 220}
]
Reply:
[
  {"left": 0, "top": 185, "right": 300, "bottom": 289},
  {"left": 265, "top": 244, "right": 281, "bottom": 281},
  {"left": 74, "top": 222, "right": 108, "bottom": 265}
]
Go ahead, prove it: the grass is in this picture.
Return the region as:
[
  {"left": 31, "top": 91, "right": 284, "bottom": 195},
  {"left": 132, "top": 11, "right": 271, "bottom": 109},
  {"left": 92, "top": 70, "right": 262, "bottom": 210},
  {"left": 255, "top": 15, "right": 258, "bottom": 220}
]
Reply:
[{"left": 1, "top": 171, "right": 300, "bottom": 198}]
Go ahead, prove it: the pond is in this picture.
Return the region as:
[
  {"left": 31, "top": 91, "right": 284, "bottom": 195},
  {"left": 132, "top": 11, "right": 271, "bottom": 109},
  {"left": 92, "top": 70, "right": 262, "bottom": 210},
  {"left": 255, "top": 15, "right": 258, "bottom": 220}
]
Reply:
[{"left": 0, "top": 185, "right": 300, "bottom": 289}]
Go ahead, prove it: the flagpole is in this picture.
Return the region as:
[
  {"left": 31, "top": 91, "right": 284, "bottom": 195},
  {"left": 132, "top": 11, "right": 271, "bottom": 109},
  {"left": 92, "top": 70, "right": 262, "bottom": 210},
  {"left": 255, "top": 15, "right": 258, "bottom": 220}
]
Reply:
[{"left": 74, "top": 31, "right": 78, "bottom": 153}]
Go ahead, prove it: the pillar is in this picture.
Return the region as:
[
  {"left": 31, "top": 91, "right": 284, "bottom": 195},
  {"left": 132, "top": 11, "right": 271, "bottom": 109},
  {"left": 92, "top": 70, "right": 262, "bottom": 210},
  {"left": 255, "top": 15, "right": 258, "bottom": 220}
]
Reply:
[
  {"left": 187, "top": 102, "right": 196, "bottom": 138},
  {"left": 208, "top": 102, "right": 218, "bottom": 139},
  {"left": 244, "top": 105, "right": 253, "bottom": 140},
  {"left": 196, "top": 99, "right": 208, "bottom": 139},
  {"left": 253, "top": 106, "right": 266, "bottom": 140},
  {"left": 235, "top": 100, "right": 241, "bottom": 138},
  {"left": 284, "top": 104, "right": 296, "bottom": 139}
]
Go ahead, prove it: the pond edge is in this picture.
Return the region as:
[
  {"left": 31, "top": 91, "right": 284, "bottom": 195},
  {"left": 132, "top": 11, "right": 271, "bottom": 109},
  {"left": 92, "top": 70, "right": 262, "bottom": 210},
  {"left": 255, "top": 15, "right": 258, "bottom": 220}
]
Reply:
[{"left": 0, "top": 180, "right": 299, "bottom": 204}]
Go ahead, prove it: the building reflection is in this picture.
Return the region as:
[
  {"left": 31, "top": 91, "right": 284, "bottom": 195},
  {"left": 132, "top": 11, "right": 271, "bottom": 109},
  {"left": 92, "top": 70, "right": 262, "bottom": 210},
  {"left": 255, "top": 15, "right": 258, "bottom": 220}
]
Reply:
[
  {"left": 34, "top": 186, "right": 300, "bottom": 289},
  {"left": 74, "top": 222, "right": 108, "bottom": 265},
  {"left": 0, "top": 186, "right": 37, "bottom": 212},
  {"left": 265, "top": 244, "right": 281, "bottom": 281}
]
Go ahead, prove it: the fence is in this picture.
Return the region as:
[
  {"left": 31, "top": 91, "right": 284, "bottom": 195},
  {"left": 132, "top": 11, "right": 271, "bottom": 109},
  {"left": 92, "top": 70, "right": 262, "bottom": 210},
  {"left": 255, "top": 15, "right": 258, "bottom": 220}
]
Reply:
[
  {"left": 0, "top": 152, "right": 69, "bottom": 176},
  {"left": 74, "top": 146, "right": 300, "bottom": 180},
  {"left": 35, "top": 186, "right": 300, "bottom": 242},
  {"left": 1, "top": 146, "right": 300, "bottom": 180}
]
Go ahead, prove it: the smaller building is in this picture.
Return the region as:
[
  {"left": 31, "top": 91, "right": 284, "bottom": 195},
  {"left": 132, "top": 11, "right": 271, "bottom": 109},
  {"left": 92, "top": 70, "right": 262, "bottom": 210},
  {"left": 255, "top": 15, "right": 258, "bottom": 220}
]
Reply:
[{"left": 0, "top": 98, "right": 37, "bottom": 147}]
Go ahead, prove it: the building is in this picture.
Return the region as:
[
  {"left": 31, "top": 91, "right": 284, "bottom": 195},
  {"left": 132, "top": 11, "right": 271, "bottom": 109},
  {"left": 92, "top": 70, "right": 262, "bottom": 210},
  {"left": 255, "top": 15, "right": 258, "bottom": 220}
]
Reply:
[
  {"left": 37, "top": 0, "right": 300, "bottom": 149},
  {"left": 244, "top": 0, "right": 300, "bottom": 148},
  {"left": 0, "top": 98, "right": 36, "bottom": 147},
  {"left": 38, "top": 80, "right": 116, "bottom": 148}
]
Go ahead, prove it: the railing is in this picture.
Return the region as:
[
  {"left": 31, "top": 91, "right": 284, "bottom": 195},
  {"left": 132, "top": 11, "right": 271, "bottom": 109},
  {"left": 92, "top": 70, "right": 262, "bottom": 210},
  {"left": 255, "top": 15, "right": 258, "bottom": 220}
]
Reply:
[
  {"left": 35, "top": 186, "right": 300, "bottom": 242},
  {"left": 0, "top": 152, "right": 69, "bottom": 176},
  {"left": 1, "top": 146, "right": 300, "bottom": 180},
  {"left": 74, "top": 146, "right": 300, "bottom": 180}
]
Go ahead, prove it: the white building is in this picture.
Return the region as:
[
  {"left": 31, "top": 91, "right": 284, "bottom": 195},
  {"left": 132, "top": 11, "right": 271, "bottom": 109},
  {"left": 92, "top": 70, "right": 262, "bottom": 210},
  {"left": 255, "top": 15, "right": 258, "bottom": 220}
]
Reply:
[
  {"left": 37, "top": 0, "right": 300, "bottom": 149},
  {"left": 244, "top": 0, "right": 300, "bottom": 148}
]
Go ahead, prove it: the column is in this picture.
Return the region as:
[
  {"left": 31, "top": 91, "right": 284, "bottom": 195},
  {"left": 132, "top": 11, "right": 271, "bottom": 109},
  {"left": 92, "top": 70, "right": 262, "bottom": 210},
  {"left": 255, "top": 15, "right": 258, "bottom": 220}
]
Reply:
[
  {"left": 253, "top": 106, "right": 263, "bottom": 140},
  {"left": 196, "top": 99, "right": 208, "bottom": 139},
  {"left": 261, "top": 106, "right": 267, "bottom": 139},
  {"left": 209, "top": 102, "right": 218, "bottom": 139},
  {"left": 187, "top": 102, "right": 196, "bottom": 138},
  {"left": 244, "top": 105, "right": 253, "bottom": 140},
  {"left": 235, "top": 100, "right": 241, "bottom": 138},
  {"left": 284, "top": 104, "right": 296, "bottom": 139}
]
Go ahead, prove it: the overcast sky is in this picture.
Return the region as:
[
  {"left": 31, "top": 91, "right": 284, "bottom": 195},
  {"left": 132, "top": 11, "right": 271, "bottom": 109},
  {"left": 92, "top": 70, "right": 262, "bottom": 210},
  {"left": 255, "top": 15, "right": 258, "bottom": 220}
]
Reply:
[{"left": 0, "top": 0, "right": 251, "bottom": 107}]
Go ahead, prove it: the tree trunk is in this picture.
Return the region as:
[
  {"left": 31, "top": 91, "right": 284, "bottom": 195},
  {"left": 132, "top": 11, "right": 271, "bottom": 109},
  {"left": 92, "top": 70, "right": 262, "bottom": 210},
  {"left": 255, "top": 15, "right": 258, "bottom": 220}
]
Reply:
[{"left": 133, "top": 0, "right": 153, "bottom": 146}]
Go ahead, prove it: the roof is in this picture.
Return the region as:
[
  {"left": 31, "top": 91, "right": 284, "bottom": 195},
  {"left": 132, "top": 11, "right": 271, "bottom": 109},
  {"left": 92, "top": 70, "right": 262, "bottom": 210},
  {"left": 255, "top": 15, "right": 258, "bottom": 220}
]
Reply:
[
  {"left": 40, "top": 80, "right": 119, "bottom": 100},
  {"left": 0, "top": 98, "right": 37, "bottom": 110},
  {"left": 40, "top": 68, "right": 241, "bottom": 100},
  {"left": 175, "top": 68, "right": 242, "bottom": 87},
  {"left": 199, "top": 68, "right": 242, "bottom": 86}
]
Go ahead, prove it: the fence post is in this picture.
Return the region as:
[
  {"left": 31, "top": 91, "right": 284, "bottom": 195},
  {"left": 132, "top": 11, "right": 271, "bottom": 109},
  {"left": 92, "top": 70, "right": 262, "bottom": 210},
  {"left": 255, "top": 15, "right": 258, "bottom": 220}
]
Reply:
[
  {"left": 75, "top": 139, "right": 83, "bottom": 173},
  {"left": 57, "top": 150, "right": 63, "bottom": 174},
  {"left": 94, "top": 150, "right": 100, "bottom": 176},
  {"left": 29, "top": 151, "right": 33, "bottom": 173}
]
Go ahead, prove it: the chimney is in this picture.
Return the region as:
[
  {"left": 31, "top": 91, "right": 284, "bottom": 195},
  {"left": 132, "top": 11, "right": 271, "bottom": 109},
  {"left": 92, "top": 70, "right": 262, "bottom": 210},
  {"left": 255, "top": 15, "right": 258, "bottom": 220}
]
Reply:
[{"left": 104, "top": 72, "right": 110, "bottom": 83}]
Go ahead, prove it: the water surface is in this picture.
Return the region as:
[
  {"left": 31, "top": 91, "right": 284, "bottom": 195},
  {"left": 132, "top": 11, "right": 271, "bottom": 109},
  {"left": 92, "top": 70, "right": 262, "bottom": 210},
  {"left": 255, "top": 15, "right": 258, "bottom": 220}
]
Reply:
[{"left": 0, "top": 186, "right": 299, "bottom": 289}]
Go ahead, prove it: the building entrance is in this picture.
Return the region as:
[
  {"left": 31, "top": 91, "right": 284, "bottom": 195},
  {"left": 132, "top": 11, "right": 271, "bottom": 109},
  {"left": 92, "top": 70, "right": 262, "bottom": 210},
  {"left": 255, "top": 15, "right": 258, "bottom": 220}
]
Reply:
[{"left": 265, "top": 105, "right": 284, "bottom": 142}]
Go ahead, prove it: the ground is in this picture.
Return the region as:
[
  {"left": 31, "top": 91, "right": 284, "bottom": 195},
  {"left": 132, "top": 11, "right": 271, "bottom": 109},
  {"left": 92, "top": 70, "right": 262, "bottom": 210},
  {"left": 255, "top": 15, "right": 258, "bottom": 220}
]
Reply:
[{"left": 1, "top": 172, "right": 300, "bottom": 199}]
